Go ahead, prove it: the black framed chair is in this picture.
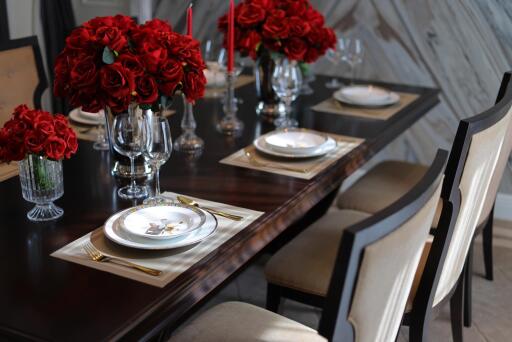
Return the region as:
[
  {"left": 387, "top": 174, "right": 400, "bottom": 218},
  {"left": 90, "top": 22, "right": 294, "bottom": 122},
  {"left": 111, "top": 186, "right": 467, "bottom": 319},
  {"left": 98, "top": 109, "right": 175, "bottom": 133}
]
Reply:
[
  {"left": 336, "top": 73, "right": 512, "bottom": 327},
  {"left": 171, "top": 150, "right": 447, "bottom": 341},
  {"left": 264, "top": 73, "right": 512, "bottom": 341},
  {"left": 0, "top": 36, "right": 47, "bottom": 126}
]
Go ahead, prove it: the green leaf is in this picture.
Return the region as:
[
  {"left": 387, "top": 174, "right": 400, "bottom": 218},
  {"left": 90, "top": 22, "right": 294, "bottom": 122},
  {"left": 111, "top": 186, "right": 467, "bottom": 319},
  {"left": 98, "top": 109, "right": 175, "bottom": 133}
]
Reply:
[
  {"left": 102, "top": 46, "right": 115, "bottom": 65},
  {"left": 139, "top": 103, "right": 151, "bottom": 110}
]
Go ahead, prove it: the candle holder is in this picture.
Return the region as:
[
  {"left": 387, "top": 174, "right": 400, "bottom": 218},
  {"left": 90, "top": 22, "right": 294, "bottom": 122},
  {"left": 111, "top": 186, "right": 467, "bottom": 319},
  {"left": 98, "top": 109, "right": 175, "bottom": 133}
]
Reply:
[
  {"left": 174, "top": 95, "right": 204, "bottom": 154},
  {"left": 217, "top": 71, "right": 244, "bottom": 136}
]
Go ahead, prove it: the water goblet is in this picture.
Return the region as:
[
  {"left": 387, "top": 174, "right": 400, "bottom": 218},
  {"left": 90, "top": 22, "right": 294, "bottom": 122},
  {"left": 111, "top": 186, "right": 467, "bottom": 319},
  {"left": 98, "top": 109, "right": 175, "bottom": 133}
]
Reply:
[
  {"left": 142, "top": 116, "right": 173, "bottom": 205},
  {"left": 112, "top": 114, "right": 148, "bottom": 200},
  {"left": 341, "top": 36, "right": 364, "bottom": 85},
  {"left": 271, "top": 58, "right": 302, "bottom": 129}
]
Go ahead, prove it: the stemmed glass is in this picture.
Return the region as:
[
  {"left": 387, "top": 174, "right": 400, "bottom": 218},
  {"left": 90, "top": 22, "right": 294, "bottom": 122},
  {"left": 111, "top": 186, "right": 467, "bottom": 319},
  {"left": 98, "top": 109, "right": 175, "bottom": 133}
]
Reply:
[
  {"left": 271, "top": 58, "right": 302, "bottom": 129},
  {"left": 142, "top": 115, "right": 173, "bottom": 205},
  {"left": 111, "top": 114, "right": 147, "bottom": 199},
  {"left": 341, "top": 37, "right": 364, "bottom": 85},
  {"left": 324, "top": 47, "right": 342, "bottom": 89}
]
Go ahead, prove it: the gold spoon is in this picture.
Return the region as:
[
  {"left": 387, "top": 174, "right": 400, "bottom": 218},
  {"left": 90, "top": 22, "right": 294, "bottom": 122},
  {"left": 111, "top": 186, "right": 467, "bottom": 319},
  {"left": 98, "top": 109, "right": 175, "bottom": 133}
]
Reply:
[{"left": 177, "top": 196, "right": 244, "bottom": 221}]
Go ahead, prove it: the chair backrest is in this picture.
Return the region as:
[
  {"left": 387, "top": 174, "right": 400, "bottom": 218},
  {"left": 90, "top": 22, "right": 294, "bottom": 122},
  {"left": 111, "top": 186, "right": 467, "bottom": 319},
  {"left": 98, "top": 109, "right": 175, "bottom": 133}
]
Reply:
[
  {"left": 0, "top": 36, "right": 47, "bottom": 126},
  {"left": 408, "top": 72, "right": 512, "bottom": 335},
  {"left": 318, "top": 150, "right": 448, "bottom": 342}
]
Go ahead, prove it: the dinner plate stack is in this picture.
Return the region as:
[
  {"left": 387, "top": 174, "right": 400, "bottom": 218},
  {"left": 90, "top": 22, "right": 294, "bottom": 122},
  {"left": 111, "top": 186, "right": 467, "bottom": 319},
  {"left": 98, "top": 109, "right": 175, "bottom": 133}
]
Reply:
[
  {"left": 254, "top": 129, "right": 337, "bottom": 158},
  {"left": 333, "top": 85, "right": 400, "bottom": 107},
  {"left": 103, "top": 203, "right": 218, "bottom": 250},
  {"left": 69, "top": 108, "right": 104, "bottom": 125}
]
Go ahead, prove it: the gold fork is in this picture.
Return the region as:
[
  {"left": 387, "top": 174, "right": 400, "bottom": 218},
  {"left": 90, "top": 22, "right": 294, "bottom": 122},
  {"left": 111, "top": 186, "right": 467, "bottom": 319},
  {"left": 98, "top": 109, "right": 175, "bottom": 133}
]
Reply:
[
  {"left": 82, "top": 242, "right": 162, "bottom": 276},
  {"left": 244, "top": 149, "right": 309, "bottom": 174}
]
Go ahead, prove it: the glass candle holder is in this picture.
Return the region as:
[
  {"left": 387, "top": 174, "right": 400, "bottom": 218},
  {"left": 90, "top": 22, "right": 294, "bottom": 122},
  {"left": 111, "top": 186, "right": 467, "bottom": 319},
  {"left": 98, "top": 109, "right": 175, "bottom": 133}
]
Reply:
[
  {"left": 217, "top": 71, "right": 244, "bottom": 136},
  {"left": 174, "top": 95, "right": 204, "bottom": 154}
]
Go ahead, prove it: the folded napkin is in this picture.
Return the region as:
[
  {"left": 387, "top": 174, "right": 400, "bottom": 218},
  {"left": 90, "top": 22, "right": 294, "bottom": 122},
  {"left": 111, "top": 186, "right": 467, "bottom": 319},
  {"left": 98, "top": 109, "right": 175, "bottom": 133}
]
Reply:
[{"left": 51, "top": 192, "right": 264, "bottom": 287}]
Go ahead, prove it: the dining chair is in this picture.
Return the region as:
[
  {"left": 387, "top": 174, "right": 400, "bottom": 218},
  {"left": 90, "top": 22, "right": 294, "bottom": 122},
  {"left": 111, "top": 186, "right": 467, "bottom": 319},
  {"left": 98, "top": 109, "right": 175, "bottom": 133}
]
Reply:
[
  {"left": 172, "top": 150, "right": 447, "bottom": 342},
  {"left": 336, "top": 72, "right": 512, "bottom": 327},
  {"left": 0, "top": 36, "right": 47, "bottom": 126},
  {"left": 264, "top": 72, "right": 512, "bottom": 342}
]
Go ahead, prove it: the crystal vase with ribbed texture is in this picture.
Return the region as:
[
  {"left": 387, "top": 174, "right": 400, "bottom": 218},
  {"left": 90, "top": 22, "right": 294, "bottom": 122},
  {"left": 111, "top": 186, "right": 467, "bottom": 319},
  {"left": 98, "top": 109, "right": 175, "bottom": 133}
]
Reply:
[{"left": 19, "top": 155, "right": 64, "bottom": 221}]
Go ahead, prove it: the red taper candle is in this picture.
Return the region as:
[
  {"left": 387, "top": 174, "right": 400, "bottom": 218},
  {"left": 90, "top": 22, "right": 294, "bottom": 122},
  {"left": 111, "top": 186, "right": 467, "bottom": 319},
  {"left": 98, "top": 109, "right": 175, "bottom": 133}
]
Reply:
[
  {"left": 186, "top": 4, "right": 193, "bottom": 36},
  {"left": 227, "top": 0, "right": 235, "bottom": 72}
]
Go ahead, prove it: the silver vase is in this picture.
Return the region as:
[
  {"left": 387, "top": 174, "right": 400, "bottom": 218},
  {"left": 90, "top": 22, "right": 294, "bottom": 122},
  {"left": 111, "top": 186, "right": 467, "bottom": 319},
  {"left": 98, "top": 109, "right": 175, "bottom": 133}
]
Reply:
[{"left": 19, "top": 155, "right": 64, "bottom": 221}]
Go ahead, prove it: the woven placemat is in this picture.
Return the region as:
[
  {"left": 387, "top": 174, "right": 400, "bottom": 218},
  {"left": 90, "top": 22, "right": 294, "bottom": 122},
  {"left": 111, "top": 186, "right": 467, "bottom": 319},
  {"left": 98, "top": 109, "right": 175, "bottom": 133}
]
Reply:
[
  {"left": 51, "top": 192, "right": 264, "bottom": 287},
  {"left": 311, "top": 91, "right": 419, "bottom": 120},
  {"left": 0, "top": 162, "right": 18, "bottom": 182}
]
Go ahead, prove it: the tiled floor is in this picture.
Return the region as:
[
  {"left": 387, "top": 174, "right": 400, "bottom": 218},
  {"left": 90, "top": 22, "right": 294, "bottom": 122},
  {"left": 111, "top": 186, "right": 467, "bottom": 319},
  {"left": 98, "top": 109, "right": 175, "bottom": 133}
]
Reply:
[{"left": 177, "top": 221, "right": 512, "bottom": 341}]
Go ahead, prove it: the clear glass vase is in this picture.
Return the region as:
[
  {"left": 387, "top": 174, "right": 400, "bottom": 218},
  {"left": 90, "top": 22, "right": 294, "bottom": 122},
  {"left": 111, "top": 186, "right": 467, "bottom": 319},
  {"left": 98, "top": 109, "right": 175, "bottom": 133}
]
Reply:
[{"left": 19, "top": 155, "right": 64, "bottom": 222}]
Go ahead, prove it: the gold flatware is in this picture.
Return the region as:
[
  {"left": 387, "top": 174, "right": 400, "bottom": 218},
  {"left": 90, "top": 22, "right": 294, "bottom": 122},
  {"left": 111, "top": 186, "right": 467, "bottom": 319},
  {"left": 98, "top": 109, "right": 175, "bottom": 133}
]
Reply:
[
  {"left": 243, "top": 149, "right": 309, "bottom": 174},
  {"left": 82, "top": 242, "right": 162, "bottom": 276},
  {"left": 177, "top": 196, "right": 244, "bottom": 221}
]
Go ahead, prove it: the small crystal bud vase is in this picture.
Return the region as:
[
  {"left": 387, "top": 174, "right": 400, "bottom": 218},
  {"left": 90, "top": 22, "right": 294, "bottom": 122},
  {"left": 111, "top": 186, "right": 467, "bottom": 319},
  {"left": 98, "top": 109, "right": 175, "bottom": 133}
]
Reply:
[
  {"left": 217, "top": 71, "right": 244, "bottom": 136},
  {"left": 19, "top": 154, "right": 64, "bottom": 221}
]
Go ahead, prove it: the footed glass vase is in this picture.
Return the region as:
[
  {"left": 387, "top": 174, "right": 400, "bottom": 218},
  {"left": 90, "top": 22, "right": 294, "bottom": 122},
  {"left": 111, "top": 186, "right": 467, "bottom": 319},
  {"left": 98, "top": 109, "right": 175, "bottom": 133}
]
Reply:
[
  {"left": 254, "top": 51, "right": 286, "bottom": 122},
  {"left": 19, "top": 155, "right": 64, "bottom": 221}
]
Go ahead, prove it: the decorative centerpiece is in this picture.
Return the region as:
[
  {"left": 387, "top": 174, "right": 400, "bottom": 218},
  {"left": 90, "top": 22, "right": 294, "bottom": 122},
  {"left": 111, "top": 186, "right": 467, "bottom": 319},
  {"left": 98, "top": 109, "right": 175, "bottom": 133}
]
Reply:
[
  {"left": 218, "top": 0, "right": 336, "bottom": 121},
  {"left": 54, "top": 15, "right": 207, "bottom": 175},
  {"left": 0, "top": 105, "right": 78, "bottom": 221}
]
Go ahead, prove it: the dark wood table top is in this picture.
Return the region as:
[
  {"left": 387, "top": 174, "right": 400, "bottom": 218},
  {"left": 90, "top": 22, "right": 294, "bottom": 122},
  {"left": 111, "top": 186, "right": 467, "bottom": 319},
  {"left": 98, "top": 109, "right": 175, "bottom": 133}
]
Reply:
[{"left": 0, "top": 76, "right": 439, "bottom": 341}]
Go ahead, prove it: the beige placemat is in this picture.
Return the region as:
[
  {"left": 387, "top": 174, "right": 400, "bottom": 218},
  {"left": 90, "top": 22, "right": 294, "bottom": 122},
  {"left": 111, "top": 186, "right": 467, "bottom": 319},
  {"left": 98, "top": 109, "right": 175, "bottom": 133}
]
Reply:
[
  {"left": 0, "top": 162, "right": 18, "bottom": 182},
  {"left": 204, "top": 74, "right": 255, "bottom": 98},
  {"left": 51, "top": 192, "right": 264, "bottom": 288},
  {"left": 220, "top": 132, "right": 364, "bottom": 180},
  {"left": 311, "top": 91, "right": 419, "bottom": 120},
  {"left": 70, "top": 110, "right": 176, "bottom": 142}
]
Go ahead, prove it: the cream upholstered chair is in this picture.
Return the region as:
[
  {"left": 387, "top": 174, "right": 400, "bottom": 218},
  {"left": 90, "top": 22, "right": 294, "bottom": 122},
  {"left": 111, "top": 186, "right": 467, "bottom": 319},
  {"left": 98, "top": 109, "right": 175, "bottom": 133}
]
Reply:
[
  {"left": 172, "top": 151, "right": 447, "bottom": 342},
  {"left": 0, "top": 36, "right": 47, "bottom": 126},
  {"left": 336, "top": 72, "right": 512, "bottom": 327}
]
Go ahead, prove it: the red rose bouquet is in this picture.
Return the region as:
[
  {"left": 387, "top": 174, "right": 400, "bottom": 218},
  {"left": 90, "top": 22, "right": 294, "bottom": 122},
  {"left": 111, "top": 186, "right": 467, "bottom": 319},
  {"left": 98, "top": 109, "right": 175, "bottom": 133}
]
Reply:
[
  {"left": 0, "top": 105, "right": 78, "bottom": 162},
  {"left": 218, "top": 0, "right": 336, "bottom": 62},
  {"left": 54, "top": 15, "right": 206, "bottom": 114}
]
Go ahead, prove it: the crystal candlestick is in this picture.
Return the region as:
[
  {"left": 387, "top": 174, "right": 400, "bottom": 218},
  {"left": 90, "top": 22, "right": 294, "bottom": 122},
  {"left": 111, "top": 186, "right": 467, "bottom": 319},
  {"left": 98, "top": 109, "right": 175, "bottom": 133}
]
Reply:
[
  {"left": 217, "top": 71, "right": 244, "bottom": 136},
  {"left": 174, "top": 95, "right": 204, "bottom": 154}
]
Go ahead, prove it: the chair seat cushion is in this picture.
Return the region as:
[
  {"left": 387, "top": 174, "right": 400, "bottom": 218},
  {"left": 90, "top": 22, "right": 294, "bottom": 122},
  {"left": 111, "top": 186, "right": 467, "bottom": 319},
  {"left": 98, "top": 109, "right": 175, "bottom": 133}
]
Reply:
[
  {"left": 172, "top": 302, "right": 327, "bottom": 342},
  {"left": 337, "top": 161, "right": 429, "bottom": 213},
  {"left": 264, "top": 209, "right": 371, "bottom": 297}
]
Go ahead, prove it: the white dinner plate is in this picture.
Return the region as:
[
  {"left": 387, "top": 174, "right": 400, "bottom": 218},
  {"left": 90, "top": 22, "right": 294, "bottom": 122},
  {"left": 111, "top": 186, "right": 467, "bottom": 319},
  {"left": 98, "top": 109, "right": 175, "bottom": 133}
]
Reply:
[
  {"left": 69, "top": 108, "right": 102, "bottom": 125},
  {"left": 79, "top": 108, "right": 104, "bottom": 121},
  {"left": 333, "top": 85, "right": 400, "bottom": 107},
  {"left": 104, "top": 208, "right": 218, "bottom": 250},
  {"left": 264, "top": 130, "right": 329, "bottom": 155},
  {"left": 118, "top": 203, "right": 207, "bottom": 240},
  {"left": 254, "top": 131, "right": 337, "bottom": 159}
]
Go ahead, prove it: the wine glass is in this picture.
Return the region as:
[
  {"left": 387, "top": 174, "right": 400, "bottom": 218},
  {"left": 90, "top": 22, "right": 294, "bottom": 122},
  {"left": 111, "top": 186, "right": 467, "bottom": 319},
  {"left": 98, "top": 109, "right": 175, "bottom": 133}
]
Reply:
[
  {"left": 324, "top": 47, "right": 342, "bottom": 89},
  {"left": 142, "top": 115, "right": 173, "bottom": 205},
  {"left": 271, "top": 58, "right": 302, "bottom": 129},
  {"left": 341, "top": 37, "right": 364, "bottom": 85},
  {"left": 111, "top": 114, "right": 147, "bottom": 200}
]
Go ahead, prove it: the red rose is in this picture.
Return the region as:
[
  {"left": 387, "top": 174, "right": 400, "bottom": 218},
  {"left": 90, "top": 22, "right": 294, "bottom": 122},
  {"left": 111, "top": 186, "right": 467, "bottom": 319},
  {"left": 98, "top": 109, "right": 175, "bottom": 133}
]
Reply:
[
  {"left": 70, "top": 56, "right": 98, "bottom": 88},
  {"left": 304, "top": 47, "right": 320, "bottom": 64},
  {"left": 7, "top": 119, "right": 28, "bottom": 142},
  {"left": 113, "top": 15, "right": 137, "bottom": 32},
  {"left": 84, "top": 16, "right": 115, "bottom": 30},
  {"left": 34, "top": 112, "right": 55, "bottom": 137},
  {"left": 63, "top": 128, "right": 78, "bottom": 158},
  {"left": 65, "top": 27, "right": 94, "bottom": 52},
  {"left": 135, "top": 75, "right": 158, "bottom": 104},
  {"left": 24, "top": 130, "right": 45, "bottom": 154},
  {"left": 99, "top": 62, "right": 135, "bottom": 108},
  {"left": 13, "top": 105, "right": 36, "bottom": 125},
  {"left": 158, "top": 59, "right": 184, "bottom": 96},
  {"left": 238, "top": 30, "right": 262, "bottom": 58},
  {"left": 117, "top": 54, "right": 145, "bottom": 77},
  {"left": 285, "top": 1, "right": 307, "bottom": 17},
  {"left": 284, "top": 37, "right": 307, "bottom": 60},
  {"left": 288, "top": 17, "right": 310, "bottom": 37},
  {"left": 139, "top": 46, "right": 168, "bottom": 73},
  {"left": 237, "top": 3, "right": 267, "bottom": 27},
  {"left": 182, "top": 70, "right": 206, "bottom": 102},
  {"left": 53, "top": 114, "right": 70, "bottom": 137},
  {"left": 262, "top": 12, "right": 289, "bottom": 39},
  {"left": 44, "top": 135, "right": 67, "bottom": 160},
  {"left": 141, "top": 19, "right": 173, "bottom": 33},
  {"left": 95, "top": 26, "right": 128, "bottom": 52},
  {"left": 305, "top": 7, "right": 324, "bottom": 27},
  {"left": 3, "top": 140, "right": 26, "bottom": 161},
  {"left": 70, "top": 90, "right": 104, "bottom": 114}
]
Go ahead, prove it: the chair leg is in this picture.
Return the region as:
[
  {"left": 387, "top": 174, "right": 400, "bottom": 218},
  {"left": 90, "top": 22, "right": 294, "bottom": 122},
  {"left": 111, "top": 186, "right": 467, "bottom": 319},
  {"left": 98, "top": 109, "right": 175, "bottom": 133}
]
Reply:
[
  {"left": 266, "top": 283, "right": 281, "bottom": 313},
  {"left": 463, "top": 241, "right": 473, "bottom": 327},
  {"left": 483, "top": 212, "right": 494, "bottom": 281},
  {"left": 450, "top": 276, "right": 464, "bottom": 342}
]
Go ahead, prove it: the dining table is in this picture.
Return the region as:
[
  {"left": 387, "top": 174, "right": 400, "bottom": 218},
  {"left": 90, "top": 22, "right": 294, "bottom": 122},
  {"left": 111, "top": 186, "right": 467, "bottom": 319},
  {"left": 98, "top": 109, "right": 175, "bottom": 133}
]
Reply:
[{"left": 0, "top": 75, "right": 439, "bottom": 341}]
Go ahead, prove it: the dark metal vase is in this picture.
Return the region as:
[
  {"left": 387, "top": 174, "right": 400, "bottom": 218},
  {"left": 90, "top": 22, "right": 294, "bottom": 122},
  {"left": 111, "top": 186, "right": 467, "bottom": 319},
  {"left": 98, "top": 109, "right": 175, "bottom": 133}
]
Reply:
[{"left": 254, "top": 52, "right": 286, "bottom": 122}]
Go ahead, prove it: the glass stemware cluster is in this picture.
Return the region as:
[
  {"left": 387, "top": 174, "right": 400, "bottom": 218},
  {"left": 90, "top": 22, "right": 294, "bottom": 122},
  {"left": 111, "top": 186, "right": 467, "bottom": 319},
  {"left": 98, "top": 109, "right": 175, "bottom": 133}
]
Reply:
[
  {"left": 271, "top": 58, "right": 302, "bottom": 129},
  {"left": 325, "top": 35, "right": 364, "bottom": 88},
  {"left": 112, "top": 112, "right": 172, "bottom": 203}
]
